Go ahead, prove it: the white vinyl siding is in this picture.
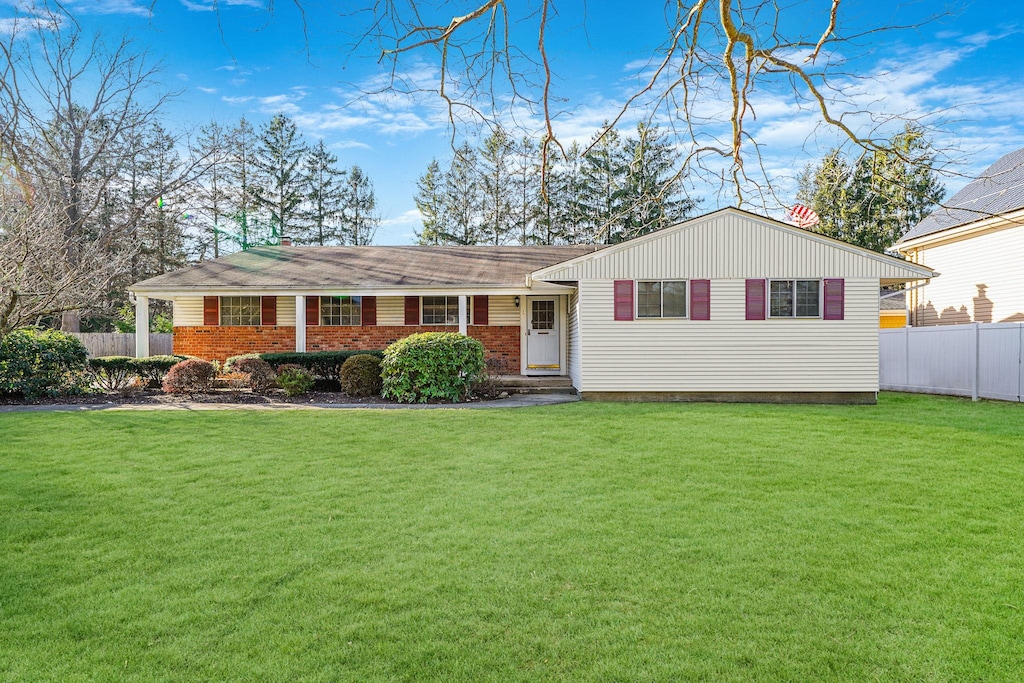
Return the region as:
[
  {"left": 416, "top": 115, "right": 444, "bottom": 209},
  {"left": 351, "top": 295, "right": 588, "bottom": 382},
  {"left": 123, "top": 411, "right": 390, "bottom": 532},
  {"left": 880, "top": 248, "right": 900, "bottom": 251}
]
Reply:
[
  {"left": 172, "top": 297, "right": 205, "bottom": 327},
  {"left": 904, "top": 225, "right": 1024, "bottom": 326},
  {"left": 487, "top": 296, "right": 520, "bottom": 325},
  {"left": 576, "top": 278, "right": 879, "bottom": 393},
  {"left": 534, "top": 211, "right": 932, "bottom": 283},
  {"left": 377, "top": 297, "right": 405, "bottom": 325},
  {"left": 567, "top": 289, "right": 582, "bottom": 389}
]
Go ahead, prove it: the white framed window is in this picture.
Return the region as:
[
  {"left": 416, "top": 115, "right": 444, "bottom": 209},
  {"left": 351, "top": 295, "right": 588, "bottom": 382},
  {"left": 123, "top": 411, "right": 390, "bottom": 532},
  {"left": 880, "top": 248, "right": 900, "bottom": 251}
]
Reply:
[
  {"left": 321, "top": 296, "right": 362, "bottom": 326},
  {"left": 220, "top": 296, "right": 262, "bottom": 326},
  {"left": 636, "top": 280, "right": 687, "bottom": 318},
  {"left": 769, "top": 279, "right": 820, "bottom": 318},
  {"left": 422, "top": 296, "right": 463, "bottom": 325}
]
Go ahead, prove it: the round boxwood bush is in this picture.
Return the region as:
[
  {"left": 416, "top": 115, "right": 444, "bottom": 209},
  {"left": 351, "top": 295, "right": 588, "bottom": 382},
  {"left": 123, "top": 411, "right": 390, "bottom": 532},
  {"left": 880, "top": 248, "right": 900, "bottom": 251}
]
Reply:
[
  {"left": 380, "top": 332, "right": 484, "bottom": 403},
  {"left": 228, "top": 356, "right": 277, "bottom": 393},
  {"left": 339, "top": 354, "right": 382, "bottom": 397},
  {"left": 88, "top": 356, "right": 139, "bottom": 392},
  {"left": 162, "top": 359, "right": 216, "bottom": 395},
  {"left": 0, "top": 328, "right": 89, "bottom": 399},
  {"left": 133, "top": 355, "right": 187, "bottom": 385}
]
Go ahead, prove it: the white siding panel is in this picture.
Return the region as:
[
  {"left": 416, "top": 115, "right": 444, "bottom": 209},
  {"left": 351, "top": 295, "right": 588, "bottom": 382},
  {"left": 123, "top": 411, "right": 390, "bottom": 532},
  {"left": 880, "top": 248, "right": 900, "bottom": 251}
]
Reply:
[
  {"left": 905, "top": 225, "right": 1024, "bottom": 326},
  {"left": 537, "top": 212, "right": 931, "bottom": 282},
  {"left": 567, "top": 289, "right": 581, "bottom": 388},
  {"left": 172, "top": 297, "right": 205, "bottom": 326},
  {"left": 276, "top": 296, "right": 296, "bottom": 326},
  {"left": 378, "top": 296, "right": 406, "bottom": 325},
  {"left": 577, "top": 278, "right": 879, "bottom": 392},
  {"left": 488, "top": 295, "right": 520, "bottom": 325}
]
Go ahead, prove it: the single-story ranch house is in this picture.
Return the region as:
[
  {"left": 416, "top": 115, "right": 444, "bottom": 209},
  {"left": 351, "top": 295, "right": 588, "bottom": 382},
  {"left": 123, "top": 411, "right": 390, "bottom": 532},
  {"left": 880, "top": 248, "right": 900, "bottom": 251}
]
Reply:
[{"left": 130, "top": 207, "right": 936, "bottom": 402}]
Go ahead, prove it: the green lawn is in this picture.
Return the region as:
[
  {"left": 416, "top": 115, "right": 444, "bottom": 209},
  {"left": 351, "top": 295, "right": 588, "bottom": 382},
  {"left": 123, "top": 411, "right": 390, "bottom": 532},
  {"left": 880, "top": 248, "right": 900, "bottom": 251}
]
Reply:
[{"left": 2, "top": 393, "right": 1023, "bottom": 681}]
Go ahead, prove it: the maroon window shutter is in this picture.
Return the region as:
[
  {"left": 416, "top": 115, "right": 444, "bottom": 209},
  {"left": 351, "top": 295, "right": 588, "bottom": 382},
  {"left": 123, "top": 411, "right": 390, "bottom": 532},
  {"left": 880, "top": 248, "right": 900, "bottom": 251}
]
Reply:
[
  {"left": 362, "top": 296, "right": 377, "bottom": 326},
  {"left": 261, "top": 296, "right": 277, "bottom": 326},
  {"left": 473, "top": 295, "right": 489, "bottom": 325},
  {"left": 404, "top": 296, "right": 420, "bottom": 325},
  {"left": 613, "top": 280, "right": 634, "bottom": 321},
  {"left": 745, "top": 279, "right": 766, "bottom": 320},
  {"left": 690, "top": 279, "right": 711, "bottom": 321},
  {"left": 305, "top": 296, "right": 320, "bottom": 326},
  {"left": 823, "top": 278, "right": 845, "bottom": 320},
  {"left": 203, "top": 296, "right": 219, "bottom": 326}
]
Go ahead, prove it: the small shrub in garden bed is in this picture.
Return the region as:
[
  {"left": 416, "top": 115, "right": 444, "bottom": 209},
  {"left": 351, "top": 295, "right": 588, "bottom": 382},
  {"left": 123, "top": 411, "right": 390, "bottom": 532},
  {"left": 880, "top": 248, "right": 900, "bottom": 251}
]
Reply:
[
  {"left": 260, "top": 350, "right": 384, "bottom": 380},
  {"left": 339, "top": 354, "right": 382, "bottom": 397},
  {"left": 162, "top": 359, "right": 217, "bottom": 395},
  {"left": 133, "top": 355, "right": 187, "bottom": 385},
  {"left": 381, "top": 332, "right": 484, "bottom": 403},
  {"left": 87, "top": 356, "right": 139, "bottom": 392},
  {"left": 226, "top": 357, "right": 276, "bottom": 393},
  {"left": 276, "top": 365, "right": 315, "bottom": 397},
  {"left": 0, "top": 328, "right": 90, "bottom": 399}
]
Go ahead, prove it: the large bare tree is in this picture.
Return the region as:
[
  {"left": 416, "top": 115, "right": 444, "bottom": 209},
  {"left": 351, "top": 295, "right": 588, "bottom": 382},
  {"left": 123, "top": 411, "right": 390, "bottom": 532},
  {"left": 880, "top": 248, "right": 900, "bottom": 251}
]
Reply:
[
  {"left": 353, "top": 0, "right": 945, "bottom": 207},
  {"left": 0, "top": 7, "right": 177, "bottom": 331}
]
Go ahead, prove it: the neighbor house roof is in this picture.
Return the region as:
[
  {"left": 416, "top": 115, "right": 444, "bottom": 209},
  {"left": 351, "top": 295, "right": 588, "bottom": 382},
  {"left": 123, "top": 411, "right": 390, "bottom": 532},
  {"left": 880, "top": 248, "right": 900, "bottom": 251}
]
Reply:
[
  {"left": 899, "top": 148, "right": 1024, "bottom": 243},
  {"left": 131, "top": 245, "right": 602, "bottom": 292}
]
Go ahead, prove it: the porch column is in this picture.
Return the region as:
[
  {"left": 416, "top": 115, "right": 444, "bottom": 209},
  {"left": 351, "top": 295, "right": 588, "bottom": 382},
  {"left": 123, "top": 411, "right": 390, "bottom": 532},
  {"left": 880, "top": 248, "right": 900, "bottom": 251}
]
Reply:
[
  {"left": 134, "top": 295, "right": 149, "bottom": 358},
  {"left": 295, "top": 295, "right": 306, "bottom": 352},
  {"left": 458, "top": 295, "right": 468, "bottom": 335}
]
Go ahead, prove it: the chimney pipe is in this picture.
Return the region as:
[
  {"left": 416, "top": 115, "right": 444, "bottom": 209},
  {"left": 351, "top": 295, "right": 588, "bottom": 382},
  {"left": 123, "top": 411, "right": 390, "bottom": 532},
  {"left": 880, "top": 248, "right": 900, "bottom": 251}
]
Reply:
[{"left": 280, "top": 236, "right": 292, "bottom": 246}]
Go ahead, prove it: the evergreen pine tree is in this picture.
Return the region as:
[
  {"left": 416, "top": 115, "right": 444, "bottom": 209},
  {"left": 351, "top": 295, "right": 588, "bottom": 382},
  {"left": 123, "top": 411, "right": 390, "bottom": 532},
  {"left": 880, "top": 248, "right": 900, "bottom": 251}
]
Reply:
[
  {"left": 251, "top": 113, "right": 308, "bottom": 242},
  {"left": 339, "top": 166, "right": 379, "bottom": 245},
  {"left": 414, "top": 158, "right": 446, "bottom": 245},
  {"left": 303, "top": 140, "right": 346, "bottom": 245}
]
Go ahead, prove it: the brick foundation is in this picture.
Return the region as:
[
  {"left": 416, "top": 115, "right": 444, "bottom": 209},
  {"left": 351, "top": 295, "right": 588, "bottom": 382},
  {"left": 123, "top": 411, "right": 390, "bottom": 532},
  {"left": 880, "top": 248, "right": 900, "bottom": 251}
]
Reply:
[{"left": 174, "top": 325, "right": 521, "bottom": 366}]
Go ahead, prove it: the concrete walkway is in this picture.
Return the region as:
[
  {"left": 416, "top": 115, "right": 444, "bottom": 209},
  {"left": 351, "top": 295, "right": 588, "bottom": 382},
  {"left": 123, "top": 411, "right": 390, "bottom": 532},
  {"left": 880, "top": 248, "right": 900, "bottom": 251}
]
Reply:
[{"left": 0, "top": 392, "right": 579, "bottom": 413}]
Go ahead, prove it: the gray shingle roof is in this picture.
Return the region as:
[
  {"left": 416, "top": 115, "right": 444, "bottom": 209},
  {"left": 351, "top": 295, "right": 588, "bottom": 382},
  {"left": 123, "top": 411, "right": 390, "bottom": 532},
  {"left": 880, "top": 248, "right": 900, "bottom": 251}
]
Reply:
[
  {"left": 899, "top": 148, "right": 1024, "bottom": 243},
  {"left": 131, "top": 245, "right": 603, "bottom": 292}
]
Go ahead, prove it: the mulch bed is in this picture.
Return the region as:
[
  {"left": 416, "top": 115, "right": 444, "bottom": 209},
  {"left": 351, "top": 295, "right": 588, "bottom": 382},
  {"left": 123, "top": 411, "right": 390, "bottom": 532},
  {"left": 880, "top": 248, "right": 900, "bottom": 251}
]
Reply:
[{"left": 0, "top": 388, "right": 513, "bottom": 407}]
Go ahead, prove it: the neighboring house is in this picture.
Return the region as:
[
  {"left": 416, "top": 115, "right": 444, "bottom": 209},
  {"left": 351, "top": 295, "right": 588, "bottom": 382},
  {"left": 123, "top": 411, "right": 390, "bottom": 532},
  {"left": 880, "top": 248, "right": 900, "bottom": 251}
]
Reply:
[
  {"left": 879, "top": 290, "right": 907, "bottom": 329},
  {"left": 898, "top": 148, "right": 1024, "bottom": 326},
  {"left": 130, "top": 207, "right": 935, "bottom": 403}
]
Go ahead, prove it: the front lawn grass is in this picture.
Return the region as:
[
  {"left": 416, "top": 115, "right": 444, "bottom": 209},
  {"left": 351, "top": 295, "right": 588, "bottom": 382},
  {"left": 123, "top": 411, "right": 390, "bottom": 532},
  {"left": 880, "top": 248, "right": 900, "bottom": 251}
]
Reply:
[{"left": 2, "top": 393, "right": 1023, "bottom": 681}]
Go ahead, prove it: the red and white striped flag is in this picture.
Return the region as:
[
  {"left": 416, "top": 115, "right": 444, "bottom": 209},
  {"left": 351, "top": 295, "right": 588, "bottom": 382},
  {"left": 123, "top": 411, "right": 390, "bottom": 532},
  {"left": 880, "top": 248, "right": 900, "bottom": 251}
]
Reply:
[{"left": 787, "top": 204, "right": 820, "bottom": 229}]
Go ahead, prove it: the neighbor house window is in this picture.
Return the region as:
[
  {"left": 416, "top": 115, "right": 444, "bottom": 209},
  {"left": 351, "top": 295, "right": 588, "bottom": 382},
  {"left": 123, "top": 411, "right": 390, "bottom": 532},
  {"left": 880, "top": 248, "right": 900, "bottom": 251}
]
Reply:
[
  {"left": 320, "top": 296, "right": 362, "bottom": 326},
  {"left": 636, "top": 280, "right": 687, "bottom": 318},
  {"left": 422, "top": 296, "right": 462, "bottom": 325},
  {"left": 769, "top": 280, "right": 820, "bottom": 318},
  {"left": 220, "top": 296, "right": 262, "bottom": 326}
]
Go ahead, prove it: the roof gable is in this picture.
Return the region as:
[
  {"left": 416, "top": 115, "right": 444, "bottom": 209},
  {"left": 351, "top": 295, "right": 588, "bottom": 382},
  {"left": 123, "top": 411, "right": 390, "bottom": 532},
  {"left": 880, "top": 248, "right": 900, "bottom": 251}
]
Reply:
[
  {"left": 899, "top": 148, "right": 1024, "bottom": 243},
  {"left": 531, "top": 207, "right": 935, "bottom": 283}
]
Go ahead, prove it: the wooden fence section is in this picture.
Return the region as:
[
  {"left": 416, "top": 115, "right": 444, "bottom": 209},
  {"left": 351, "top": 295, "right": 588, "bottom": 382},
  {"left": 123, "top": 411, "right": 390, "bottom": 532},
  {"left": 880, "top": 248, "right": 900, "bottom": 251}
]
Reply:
[
  {"left": 879, "top": 323, "right": 1024, "bottom": 402},
  {"left": 69, "top": 333, "right": 174, "bottom": 358}
]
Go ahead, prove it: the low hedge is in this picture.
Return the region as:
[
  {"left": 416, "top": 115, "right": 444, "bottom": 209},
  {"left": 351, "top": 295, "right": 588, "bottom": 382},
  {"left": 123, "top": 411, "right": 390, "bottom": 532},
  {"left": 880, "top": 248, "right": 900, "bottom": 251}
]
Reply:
[{"left": 260, "top": 350, "right": 384, "bottom": 380}]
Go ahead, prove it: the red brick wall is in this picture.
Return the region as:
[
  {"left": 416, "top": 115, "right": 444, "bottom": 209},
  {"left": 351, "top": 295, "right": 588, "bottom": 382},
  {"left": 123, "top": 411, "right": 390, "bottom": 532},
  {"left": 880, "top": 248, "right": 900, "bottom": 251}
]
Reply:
[
  {"left": 173, "top": 326, "right": 295, "bottom": 361},
  {"left": 174, "top": 324, "right": 520, "bottom": 366}
]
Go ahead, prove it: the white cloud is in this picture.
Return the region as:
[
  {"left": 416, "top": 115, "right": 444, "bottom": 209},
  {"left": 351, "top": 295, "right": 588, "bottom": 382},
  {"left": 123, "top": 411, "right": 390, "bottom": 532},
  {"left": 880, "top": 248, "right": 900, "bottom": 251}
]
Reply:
[
  {"left": 197, "top": 86, "right": 218, "bottom": 94},
  {"left": 63, "top": 0, "right": 151, "bottom": 16},
  {"left": 222, "top": 95, "right": 253, "bottom": 104},
  {"left": 381, "top": 209, "right": 423, "bottom": 227},
  {"left": 180, "top": 0, "right": 261, "bottom": 11}
]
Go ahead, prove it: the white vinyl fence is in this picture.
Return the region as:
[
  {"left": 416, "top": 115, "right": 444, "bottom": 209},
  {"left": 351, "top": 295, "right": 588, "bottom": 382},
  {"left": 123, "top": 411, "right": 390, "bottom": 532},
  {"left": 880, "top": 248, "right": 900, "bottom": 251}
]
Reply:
[
  {"left": 879, "top": 323, "right": 1024, "bottom": 402},
  {"left": 69, "top": 333, "right": 173, "bottom": 358}
]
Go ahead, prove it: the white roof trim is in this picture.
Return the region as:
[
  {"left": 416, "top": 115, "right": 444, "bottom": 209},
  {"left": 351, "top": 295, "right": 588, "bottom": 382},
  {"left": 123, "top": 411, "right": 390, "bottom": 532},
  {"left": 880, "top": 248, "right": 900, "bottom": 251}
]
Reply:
[{"left": 131, "top": 283, "right": 576, "bottom": 299}]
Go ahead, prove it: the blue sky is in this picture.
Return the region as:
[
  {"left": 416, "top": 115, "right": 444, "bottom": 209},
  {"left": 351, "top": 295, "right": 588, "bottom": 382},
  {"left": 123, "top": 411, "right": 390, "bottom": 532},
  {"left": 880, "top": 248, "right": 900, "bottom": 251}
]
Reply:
[{"left": 4, "top": 0, "right": 1023, "bottom": 243}]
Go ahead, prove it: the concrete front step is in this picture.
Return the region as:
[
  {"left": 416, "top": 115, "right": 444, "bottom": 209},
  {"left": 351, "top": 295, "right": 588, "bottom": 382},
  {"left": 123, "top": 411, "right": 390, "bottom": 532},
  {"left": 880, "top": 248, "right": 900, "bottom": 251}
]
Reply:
[
  {"left": 500, "top": 386, "right": 579, "bottom": 396},
  {"left": 495, "top": 375, "right": 574, "bottom": 388}
]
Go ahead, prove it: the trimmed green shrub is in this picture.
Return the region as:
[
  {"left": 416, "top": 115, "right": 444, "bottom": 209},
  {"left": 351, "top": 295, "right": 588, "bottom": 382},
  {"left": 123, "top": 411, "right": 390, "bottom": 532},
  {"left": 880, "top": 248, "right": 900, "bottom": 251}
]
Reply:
[
  {"left": 380, "top": 332, "right": 484, "bottom": 403},
  {"left": 0, "top": 328, "right": 90, "bottom": 399},
  {"left": 88, "top": 356, "right": 139, "bottom": 392},
  {"left": 260, "top": 350, "right": 384, "bottom": 380},
  {"left": 339, "top": 354, "right": 382, "bottom": 397},
  {"left": 276, "top": 365, "right": 315, "bottom": 397},
  {"left": 134, "top": 355, "right": 188, "bottom": 384},
  {"left": 224, "top": 353, "right": 261, "bottom": 371},
  {"left": 162, "top": 359, "right": 216, "bottom": 395},
  {"left": 228, "top": 357, "right": 277, "bottom": 393}
]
